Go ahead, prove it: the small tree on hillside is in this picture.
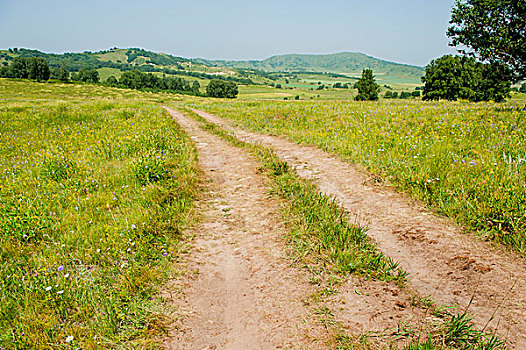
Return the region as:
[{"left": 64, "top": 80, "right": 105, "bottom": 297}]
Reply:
[{"left": 355, "top": 69, "right": 380, "bottom": 101}]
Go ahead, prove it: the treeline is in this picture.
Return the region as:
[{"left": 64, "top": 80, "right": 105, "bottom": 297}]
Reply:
[
  {"left": 422, "top": 55, "right": 511, "bottom": 102},
  {"left": 4, "top": 48, "right": 254, "bottom": 85},
  {"left": 125, "top": 48, "right": 187, "bottom": 67},
  {"left": 384, "top": 90, "right": 421, "bottom": 99},
  {"left": 0, "top": 57, "right": 51, "bottom": 81},
  {"left": 104, "top": 70, "right": 201, "bottom": 95},
  {"left": 105, "top": 70, "right": 238, "bottom": 98}
]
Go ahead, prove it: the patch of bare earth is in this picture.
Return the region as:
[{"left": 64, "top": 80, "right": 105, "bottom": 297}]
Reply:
[
  {"left": 192, "top": 108, "right": 526, "bottom": 349},
  {"left": 162, "top": 108, "right": 330, "bottom": 350}
]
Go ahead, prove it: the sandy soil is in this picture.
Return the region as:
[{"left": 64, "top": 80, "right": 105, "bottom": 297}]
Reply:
[{"left": 191, "top": 108, "right": 526, "bottom": 349}]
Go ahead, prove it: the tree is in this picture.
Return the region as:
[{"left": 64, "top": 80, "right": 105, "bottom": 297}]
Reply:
[
  {"left": 422, "top": 55, "right": 510, "bottom": 102},
  {"left": 520, "top": 84, "right": 526, "bottom": 93},
  {"left": 104, "top": 76, "right": 119, "bottom": 87},
  {"left": 400, "top": 91, "right": 412, "bottom": 99},
  {"left": 447, "top": 0, "right": 525, "bottom": 82},
  {"left": 51, "top": 62, "right": 70, "bottom": 82},
  {"left": 76, "top": 68, "right": 99, "bottom": 83},
  {"left": 206, "top": 79, "right": 238, "bottom": 98},
  {"left": 411, "top": 90, "right": 421, "bottom": 98},
  {"left": 10, "top": 57, "right": 29, "bottom": 79},
  {"left": 355, "top": 69, "right": 380, "bottom": 101},
  {"left": 27, "top": 58, "right": 50, "bottom": 82},
  {"left": 384, "top": 91, "right": 393, "bottom": 99}
]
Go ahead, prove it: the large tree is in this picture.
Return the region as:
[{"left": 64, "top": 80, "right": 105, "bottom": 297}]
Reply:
[
  {"left": 422, "top": 55, "right": 510, "bottom": 102},
  {"left": 447, "top": 0, "right": 526, "bottom": 82}
]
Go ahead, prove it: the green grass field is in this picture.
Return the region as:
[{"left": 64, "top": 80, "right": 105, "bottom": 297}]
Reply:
[
  {"left": 0, "top": 80, "right": 199, "bottom": 348},
  {"left": 195, "top": 97, "right": 526, "bottom": 254}
]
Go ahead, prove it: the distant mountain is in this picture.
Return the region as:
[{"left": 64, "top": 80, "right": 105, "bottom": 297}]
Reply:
[{"left": 194, "top": 52, "right": 424, "bottom": 80}]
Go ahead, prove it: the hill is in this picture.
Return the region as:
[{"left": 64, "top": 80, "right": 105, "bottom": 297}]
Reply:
[
  {"left": 0, "top": 48, "right": 424, "bottom": 87},
  {"left": 194, "top": 52, "right": 424, "bottom": 81}
]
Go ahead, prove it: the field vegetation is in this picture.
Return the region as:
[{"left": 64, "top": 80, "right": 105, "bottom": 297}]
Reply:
[
  {"left": 196, "top": 98, "right": 526, "bottom": 254},
  {"left": 0, "top": 80, "right": 199, "bottom": 348}
]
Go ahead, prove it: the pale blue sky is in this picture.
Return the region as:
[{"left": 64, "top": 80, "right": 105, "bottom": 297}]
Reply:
[{"left": 0, "top": 0, "right": 458, "bottom": 66}]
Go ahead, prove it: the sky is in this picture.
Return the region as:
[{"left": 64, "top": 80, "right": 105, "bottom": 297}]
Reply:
[{"left": 0, "top": 0, "right": 458, "bottom": 67}]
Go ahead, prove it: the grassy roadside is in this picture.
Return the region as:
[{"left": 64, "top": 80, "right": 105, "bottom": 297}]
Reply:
[
  {"left": 177, "top": 107, "right": 506, "bottom": 350},
  {"left": 0, "top": 82, "right": 199, "bottom": 348}
]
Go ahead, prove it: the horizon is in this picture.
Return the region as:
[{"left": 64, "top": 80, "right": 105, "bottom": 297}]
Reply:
[{"left": 0, "top": 0, "right": 458, "bottom": 67}]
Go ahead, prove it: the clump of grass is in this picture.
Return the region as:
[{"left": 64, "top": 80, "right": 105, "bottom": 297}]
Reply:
[
  {"left": 403, "top": 311, "right": 505, "bottom": 349},
  {"left": 132, "top": 151, "right": 168, "bottom": 185},
  {"left": 42, "top": 156, "right": 78, "bottom": 180}
]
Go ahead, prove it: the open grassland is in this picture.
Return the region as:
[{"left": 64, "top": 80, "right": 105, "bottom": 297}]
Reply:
[
  {"left": 196, "top": 98, "right": 526, "bottom": 254},
  {"left": 0, "top": 80, "right": 199, "bottom": 348}
]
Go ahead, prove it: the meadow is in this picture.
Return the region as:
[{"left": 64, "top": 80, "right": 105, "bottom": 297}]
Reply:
[
  {"left": 0, "top": 80, "right": 199, "bottom": 348},
  {"left": 196, "top": 98, "right": 526, "bottom": 254}
]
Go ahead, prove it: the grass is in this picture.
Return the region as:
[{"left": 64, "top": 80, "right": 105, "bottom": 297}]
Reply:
[
  {"left": 0, "top": 79, "right": 199, "bottom": 348},
  {"left": 195, "top": 98, "right": 526, "bottom": 254}
]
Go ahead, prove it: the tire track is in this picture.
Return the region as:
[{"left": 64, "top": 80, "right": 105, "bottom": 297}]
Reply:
[{"left": 162, "top": 107, "right": 329, "bottom": 349}]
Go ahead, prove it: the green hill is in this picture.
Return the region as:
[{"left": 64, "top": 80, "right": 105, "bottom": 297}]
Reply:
[
  {"left": 0, "top": 48, "right": 424, "bottom": 86},
  {"left": 195, "top": 52, "right": 424, "bottom": 83}
]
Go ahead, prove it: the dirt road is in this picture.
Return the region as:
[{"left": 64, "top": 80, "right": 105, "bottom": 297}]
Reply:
[
  {"left": 191, "top": 108, "right": 526, "bottom": 349},
  {"left": 162, "top": 108, "right": 330, "bottom": 349}
]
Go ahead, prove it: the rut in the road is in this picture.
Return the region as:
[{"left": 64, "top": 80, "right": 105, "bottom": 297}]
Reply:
[
  {"left": 192, "top": 108, "right": 526, "bottom": 349},
  {"left": 162, "top": 108, "right": 329, "bottom": 349}
]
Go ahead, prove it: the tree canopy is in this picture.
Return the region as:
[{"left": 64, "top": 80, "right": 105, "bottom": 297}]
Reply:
[
  {"left": 422, "top": 55, "right": 510, "bottom": 102},
  {"left": 447, "top": 0, "right": 525, "bottom": 82},
  {"left": 0, "top": 57, "right": 50, "bottom": 81},
  {"left": 206, "top": 80, "right": 238, "bottom": 99}
]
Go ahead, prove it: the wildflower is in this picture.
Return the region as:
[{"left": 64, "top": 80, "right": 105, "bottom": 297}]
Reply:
[
  {"left": 58, "top": 265, "right": 64, "bottom": 272},
  {"left": 64, "top": 273, "right": 70, "bottom": 278},
  {"left": 57, "top": 290, "right": 64, "bottom": 294},
  {"left": 131, "top": 224, "right": 136, "bottom": 230},
  {"left": 45, "top": 286, "right": 52, "bottom": 291},
  {"left": 65, "top": 335, "right": 74, "bottom": 343}
]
